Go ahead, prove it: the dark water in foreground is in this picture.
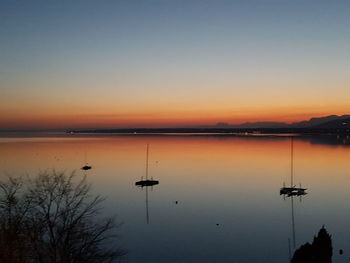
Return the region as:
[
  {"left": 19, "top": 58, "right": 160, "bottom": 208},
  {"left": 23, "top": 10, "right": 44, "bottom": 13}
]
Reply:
[{"left": 0, "top": 134, "right": 350, "bottom": 263}]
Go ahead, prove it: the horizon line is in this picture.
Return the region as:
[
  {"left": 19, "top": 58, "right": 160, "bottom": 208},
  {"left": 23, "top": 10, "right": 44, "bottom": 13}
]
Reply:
[{"left": 1, "top": 113, "right": 349, "bottom": 133}]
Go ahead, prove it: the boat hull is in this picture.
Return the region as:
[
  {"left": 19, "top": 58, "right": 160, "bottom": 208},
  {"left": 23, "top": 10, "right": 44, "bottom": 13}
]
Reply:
[{"left": 135, "top": 180, "right": 159, "bottom": 187}]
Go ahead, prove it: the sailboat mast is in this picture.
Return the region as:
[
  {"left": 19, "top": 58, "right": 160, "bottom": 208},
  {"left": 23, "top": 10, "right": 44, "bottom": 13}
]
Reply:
[
  {"left": 291, "top": 137, "right": 294, "bottom": 187},
  {"left": 146, "top": 144, "right": 149, "bottom": 180}
]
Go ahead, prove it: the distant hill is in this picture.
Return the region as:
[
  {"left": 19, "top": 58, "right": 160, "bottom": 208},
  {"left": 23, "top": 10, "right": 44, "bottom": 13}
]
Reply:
[
  {"left": 310, "top": 117, "right": 350, "bottom": 129},
  {"left": 209, "top": 115, "right": 350, "bottom": 129},
  {"left": 231, "top": 122, "right": 288, "bottom": 128},
  {"left": 291, "top": 114, "right": 350, "bottom": 128},
  {"left": 210, "top": 121, "right": 289, "bottom": 128}
]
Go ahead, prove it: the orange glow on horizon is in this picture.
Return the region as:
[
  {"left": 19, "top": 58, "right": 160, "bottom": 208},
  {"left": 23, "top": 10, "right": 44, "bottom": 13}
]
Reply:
[{"left": 1, "top": 105, "right": 350, "bottom": 130}]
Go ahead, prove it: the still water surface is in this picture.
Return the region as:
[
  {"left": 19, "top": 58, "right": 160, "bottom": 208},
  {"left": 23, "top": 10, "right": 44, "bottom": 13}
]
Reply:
[{"left": 0, "top": 135, "right": 349, "bottom": 263}]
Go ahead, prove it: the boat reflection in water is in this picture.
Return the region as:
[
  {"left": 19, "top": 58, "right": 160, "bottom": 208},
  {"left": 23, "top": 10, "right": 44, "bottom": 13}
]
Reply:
[
  {"left": 135, "top": 144, "right": 159, "bottom": 224},
  {"left": 136, "top": 183, "right": 158, "bottom": 224},
  {"left": 281, "top": 186, "right": 308, "bottom": 260}
]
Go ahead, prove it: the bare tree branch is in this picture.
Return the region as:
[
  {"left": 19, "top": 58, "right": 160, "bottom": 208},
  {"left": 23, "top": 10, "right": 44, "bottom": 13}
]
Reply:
[{"left": 0, "top": 171, "right": 126, "bottom": 263}]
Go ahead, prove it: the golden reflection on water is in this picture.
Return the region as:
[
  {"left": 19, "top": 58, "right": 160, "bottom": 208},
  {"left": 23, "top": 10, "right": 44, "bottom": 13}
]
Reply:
[{"left": 1, "top": 136, "right": 349, "bottom": 188}]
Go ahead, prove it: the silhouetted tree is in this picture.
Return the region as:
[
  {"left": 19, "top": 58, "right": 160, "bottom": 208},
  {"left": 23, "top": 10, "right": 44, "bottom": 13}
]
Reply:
[
  {"left": 0, "top": 171, "right": 125, "bottom": 263},
  {"left": 312, "top": 227, "right": 333, "bottom": 262},
  {"left": 291, "top": 226, "right": 332, "bottom": 263},
  {"left": 0, "top": 177, "right": 31, "bottom": 263}
]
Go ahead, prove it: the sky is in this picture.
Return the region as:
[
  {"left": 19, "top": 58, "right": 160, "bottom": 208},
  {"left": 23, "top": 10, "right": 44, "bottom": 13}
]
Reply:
[{"left": 1, "top": 0, "right": 350, "bottom": 130}]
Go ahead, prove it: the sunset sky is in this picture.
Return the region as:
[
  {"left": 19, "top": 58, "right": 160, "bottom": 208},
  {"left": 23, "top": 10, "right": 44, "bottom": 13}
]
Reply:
[{"left": 1, "top": 0, "right": 350, "bottom": 130}]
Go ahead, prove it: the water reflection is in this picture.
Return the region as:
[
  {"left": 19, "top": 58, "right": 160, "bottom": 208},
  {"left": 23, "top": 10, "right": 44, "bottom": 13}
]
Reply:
[
  {"left": 136, "top": 185, "right": 159, "bottom": 224},
  {"left": 300, "top": 135, "right": 350, "bottom": 146},
  {"left": 285, "top": 194, "right": 308, "bottom": 261},
  {"left": 1, "top": 135, "right": 350, "bottom": 263}
]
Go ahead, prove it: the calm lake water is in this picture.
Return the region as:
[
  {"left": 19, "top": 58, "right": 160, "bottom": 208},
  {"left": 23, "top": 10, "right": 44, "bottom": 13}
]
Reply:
[{"left": 1, "top": 134, "right": 350, "bottom": 263}]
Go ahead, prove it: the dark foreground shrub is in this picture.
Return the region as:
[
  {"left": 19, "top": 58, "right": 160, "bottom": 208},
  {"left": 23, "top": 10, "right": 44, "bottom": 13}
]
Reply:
[{"left": 0, "top": 171, "right": 125, "bottom": 263}]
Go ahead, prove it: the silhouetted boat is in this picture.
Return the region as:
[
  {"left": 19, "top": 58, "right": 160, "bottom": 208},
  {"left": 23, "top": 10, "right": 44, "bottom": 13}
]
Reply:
[
  {"left": 284, "top": 184, "right": 310, "bottom": 260},
  {"left": 135, "top": 179, "right": 158, "bottom": 187},
  {"left": 135, "top": 144, "right": 159, "bottom": 187},
  {"left": 280, "top": 137, "right": 307, "bottom": 196},
  {"left": 81, "top": 151, "right": 92, "bottom": 171},
  {"left": 280, "top": 187, "right": 307, "bottom": 197},
  {"left": 135, "top": 144, "right": 159, "bottom": 224},
  {"left": 280, "top": 182, "right": 306, "bottom": 196},
  {"left": 81, "top": 165, "right": 92, "bottom": 170}
]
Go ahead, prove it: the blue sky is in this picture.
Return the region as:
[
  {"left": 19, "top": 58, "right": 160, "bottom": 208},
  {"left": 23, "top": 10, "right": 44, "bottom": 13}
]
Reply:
[{"left": 1, "top": 0, "right": 350, "bottom": 129}]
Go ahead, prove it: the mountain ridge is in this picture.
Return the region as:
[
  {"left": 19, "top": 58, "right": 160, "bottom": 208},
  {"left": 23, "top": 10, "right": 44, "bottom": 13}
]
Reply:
[{"left": 208, "top": 114, "right": 350, "bottom": 129}]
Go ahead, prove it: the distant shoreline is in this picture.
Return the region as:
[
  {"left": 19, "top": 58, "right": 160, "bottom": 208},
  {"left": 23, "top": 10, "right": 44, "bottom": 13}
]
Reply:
[
  {"left": 0, "top": 128, "right": 349, "bottom": 138},
  {"left": 66, "top": 127, "right": 350, "bottom": 136}
]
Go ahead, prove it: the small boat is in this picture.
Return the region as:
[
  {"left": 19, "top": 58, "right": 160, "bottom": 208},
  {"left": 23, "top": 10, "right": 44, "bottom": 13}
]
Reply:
[
  {"left": 280, "top": 186, "right": 306, "bottom": 196},
  {"left": 135, "top": 179, "right": 159, "bottom": 187},
  {"left": 81, "top": 150, "right": 92, "bottom": 171},
  {"left": 135, "top": 144, "right": 159, "bottom": 187},
  {"left": 280, "top": 187, "right": 295, "bottom": 195},
  {"left": 81, "top": 165, "right": 92, "bottom": 170}
]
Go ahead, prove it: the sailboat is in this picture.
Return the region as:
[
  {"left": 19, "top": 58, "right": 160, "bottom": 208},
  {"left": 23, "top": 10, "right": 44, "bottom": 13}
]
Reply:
[
  {"left": 280, "top": 137, "right": 307, "bottom": 197},
  {"left": 81, "top": 164, "right": 92, "bottom": 170},
  {"left": 135, "top": 144, "right": 159, "bottom": 187},
  {"left": 81, "top": 151, "right": 92, "bottom": 170}
]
